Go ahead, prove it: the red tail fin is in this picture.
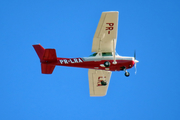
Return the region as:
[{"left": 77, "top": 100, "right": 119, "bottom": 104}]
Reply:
[
  {"left": 33, "top": 44, "right": 57, "bottom": 74},
  {"left": 32, "top": 44, "right": 45, "bottom": 60}
]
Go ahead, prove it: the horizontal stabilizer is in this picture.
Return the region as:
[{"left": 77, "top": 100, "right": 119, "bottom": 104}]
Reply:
[
  {"left": 43, "top": 49, "right": 57, "bottom": 61},
  {"left": 41, "top": 63, "right": 55, "bottom": 74},
  {"left": 41, "top": 49, "right": 57, "bottom": 74}
]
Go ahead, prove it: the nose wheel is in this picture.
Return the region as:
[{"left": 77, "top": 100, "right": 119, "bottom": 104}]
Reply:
[
  {"left": 125, "top": 72, "right": 130, "bottom": 77},
  {"left": 123, "top": 67, "right": 130, "bottom": 77}
]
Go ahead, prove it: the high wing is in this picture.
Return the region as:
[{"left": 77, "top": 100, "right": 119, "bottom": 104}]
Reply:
[
  {"left": 92, "top": 11, "right": 119, "bottom": 53},
  {"left": 88, "top": 69, "right": 112, "bottom": 96}
]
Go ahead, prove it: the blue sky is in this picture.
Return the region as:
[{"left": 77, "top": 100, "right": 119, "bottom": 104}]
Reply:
[{"left": 0, "top": 0, "right": 180, "bottom": 119}]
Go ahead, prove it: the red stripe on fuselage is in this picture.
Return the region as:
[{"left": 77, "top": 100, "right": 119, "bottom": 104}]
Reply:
[{"left": 50, "top": 57, "right": 134, "bottom": 71}]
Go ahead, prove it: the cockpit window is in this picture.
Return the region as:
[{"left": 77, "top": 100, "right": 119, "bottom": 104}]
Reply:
[
  {"left": 89, "top": 52, "right": 113, "bottom": 57},
  {"left": 89, "top": 53, "right": 97, "bottom": 57},
  {"left": 102, "top": 52, "right": 112, "bottom": 56}
]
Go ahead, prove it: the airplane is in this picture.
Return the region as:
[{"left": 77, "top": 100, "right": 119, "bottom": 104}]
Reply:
[{"left": 33, "top": 11, "right": 139, "bottom": 96}]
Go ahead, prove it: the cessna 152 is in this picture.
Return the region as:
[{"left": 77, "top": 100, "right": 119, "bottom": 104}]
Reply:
[{"left": 33, "top": 11, "right": 139, "bottom": 96}]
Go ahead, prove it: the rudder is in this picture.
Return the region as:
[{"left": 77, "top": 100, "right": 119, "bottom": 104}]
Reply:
[{"left": 32, "top": 44, "right": 45, "bottom": 60}]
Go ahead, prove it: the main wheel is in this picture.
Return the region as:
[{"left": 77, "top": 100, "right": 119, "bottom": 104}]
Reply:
[
  {"left": 125, "top": 72, "right": 130, "bottom": 77},
  {"left": 101, "top": 80, "right": 107, "bottom": 86},
  {"left": 104, "top": 61, "right": 110, "bottom": 67}
]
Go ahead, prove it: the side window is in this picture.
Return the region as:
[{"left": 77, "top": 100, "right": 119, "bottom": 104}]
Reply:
[{"left": 102, "top": 52, "right": 112, "bottom": 56}]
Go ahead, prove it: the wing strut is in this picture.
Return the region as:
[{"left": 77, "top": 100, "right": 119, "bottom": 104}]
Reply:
[{"left": 112, "top": 39, "right": 117, "bottom": 64}]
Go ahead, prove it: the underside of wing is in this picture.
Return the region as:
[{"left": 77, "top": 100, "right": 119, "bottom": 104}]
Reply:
[
  {"left": 92, "top": 11, "right": 119, "bottom": 53},
  {"left": 88, "top": 69, "right": 112, "bottom": 96}
]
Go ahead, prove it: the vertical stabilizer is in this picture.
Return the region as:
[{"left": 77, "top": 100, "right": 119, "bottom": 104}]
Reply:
[{"left": 32, "top": 44, "right": 45, "bottom": 60}]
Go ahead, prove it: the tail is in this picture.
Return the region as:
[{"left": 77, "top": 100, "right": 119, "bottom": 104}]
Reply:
[{"left": 32, "top": 44, "right": 57, "bottom": 74}]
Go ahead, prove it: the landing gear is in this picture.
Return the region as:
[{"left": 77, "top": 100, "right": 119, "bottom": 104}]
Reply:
[
  {"left": 125, "top": 72, "right": 130, "bottom": 77},
  {"left": 101, "top": 80, "right": 107, "bottom": 86},
  {"left": 104, "top": 61, "right": 110, "bottom": 67},
  {"left": 123, "top": 67, "right": 130, "bottom": 77}
]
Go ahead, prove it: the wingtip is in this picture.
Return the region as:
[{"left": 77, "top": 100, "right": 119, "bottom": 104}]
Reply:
[
  {"left": 90, "top": 94, "right": 107, "bottom": 97},
  {"left": 102, "top": 11, "right": 119, "bottom": 13}
]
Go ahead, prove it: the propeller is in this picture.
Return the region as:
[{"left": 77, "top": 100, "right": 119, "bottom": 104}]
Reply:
[
  {"left": 134, "top": 50, "right": 136, "bottom": 59},
  {"left": 134, "top": 50, "right": 139, "bottom": 74}
]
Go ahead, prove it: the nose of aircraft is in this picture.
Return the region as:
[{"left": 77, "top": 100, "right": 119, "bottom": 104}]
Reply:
[
  {"left": 133, "top": 59, "right": 139, "bottom": 74},
  {"left": 134, "top": 60, "right": 139, "bottom": 63}
]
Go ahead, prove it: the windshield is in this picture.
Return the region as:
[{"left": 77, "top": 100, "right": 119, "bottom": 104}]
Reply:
[
  {"left": 89, "top": 52, "right": 114, "bottom": 57},
  {"left": 89, "top": 53, "right": 97, "bottom": 57},
  {"left": 115, "top": 52, "right": 120, "bottom": 56}
]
